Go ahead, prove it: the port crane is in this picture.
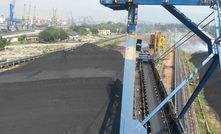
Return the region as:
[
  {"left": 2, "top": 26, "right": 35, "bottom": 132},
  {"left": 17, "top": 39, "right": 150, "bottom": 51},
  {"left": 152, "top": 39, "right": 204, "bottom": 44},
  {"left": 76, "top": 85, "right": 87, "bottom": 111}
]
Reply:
[
  {"left": 8, "top": 0, "right": 18, "bottom": 31},
  {"left": 9, "top": 0, "right": 15, "bottom": 26},
  {"left": 100, "top": 0, "right": 221, "bottom": 133}
]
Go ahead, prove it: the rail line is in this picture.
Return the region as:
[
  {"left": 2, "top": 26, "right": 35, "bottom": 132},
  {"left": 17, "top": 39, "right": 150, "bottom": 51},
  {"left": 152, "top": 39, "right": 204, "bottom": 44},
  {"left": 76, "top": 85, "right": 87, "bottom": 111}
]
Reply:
[{"left": 175, "top": 49, "right": 198, "bottom": 134}]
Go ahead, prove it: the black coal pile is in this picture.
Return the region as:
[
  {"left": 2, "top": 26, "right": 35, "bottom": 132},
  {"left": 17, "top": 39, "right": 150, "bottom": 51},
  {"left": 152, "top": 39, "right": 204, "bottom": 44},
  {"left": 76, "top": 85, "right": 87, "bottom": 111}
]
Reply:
[
  {"left": 190, "top": 52, "right": 221, "bottom": 121},
  {"left": 0, "top": 43, "right": 124, "bottom": 134}
]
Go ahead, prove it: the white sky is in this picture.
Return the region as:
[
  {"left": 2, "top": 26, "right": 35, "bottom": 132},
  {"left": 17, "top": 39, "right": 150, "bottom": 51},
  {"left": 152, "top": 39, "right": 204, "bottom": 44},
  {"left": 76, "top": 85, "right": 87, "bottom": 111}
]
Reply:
[{"left": 0, "top": 0, "right": 215, "bottom": 23}]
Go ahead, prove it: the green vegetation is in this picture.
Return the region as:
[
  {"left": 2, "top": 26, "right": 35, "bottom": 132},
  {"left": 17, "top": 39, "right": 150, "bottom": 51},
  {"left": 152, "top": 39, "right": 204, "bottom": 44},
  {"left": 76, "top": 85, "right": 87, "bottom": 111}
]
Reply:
[
  {"left": 0, "top": 36, "right": 10, "bottom": 49},
  {"left": 96, "top": 34, "right": 108, "bottom": 38},
  {"left": 18, "top": 34, "right": 27, "bottom": 44},
  {"left": 18, "top": 34, "right": 26, "bottom": 42},
  {"left": 137, "top": 23, "right": 215, "bottom": 37},
  {"left": 97, "top": 36, "right": 126, "bottom": 47},
  {"left": 70, "top": 21, "right": 126, "bottom": 36},
  {"left": 39, "top": 27, "right": 69, "bottom": 43},
  {"left": 92, "top": 21, "right": 126, "bottom": 33},
  {"left": 70, "top": 25, "right": 89, "bottom": 36},
  {"left": 180, "top": 51, "right": 219, "bottom": 134},
  {"left": 89, "top": 26, "right": 99, "bottom": 35}
]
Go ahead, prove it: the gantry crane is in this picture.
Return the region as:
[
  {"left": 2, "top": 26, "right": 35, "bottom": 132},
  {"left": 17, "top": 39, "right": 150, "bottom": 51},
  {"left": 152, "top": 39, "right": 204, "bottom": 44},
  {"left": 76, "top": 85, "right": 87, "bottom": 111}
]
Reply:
[
  {"left": 22, "top": 4, "right": 26, "bottom": 21},
  {"left": 33, "top": 6, "right": 36, "bottom": 21},
  {"left": 100, "top": 0, "right": 221, "bottom": 133},
  {"left": 27, "top": 5, "right": 31, "bottom": 21},
  {"left": 51, "top": 8, "right": 58, "bottom": 25}
]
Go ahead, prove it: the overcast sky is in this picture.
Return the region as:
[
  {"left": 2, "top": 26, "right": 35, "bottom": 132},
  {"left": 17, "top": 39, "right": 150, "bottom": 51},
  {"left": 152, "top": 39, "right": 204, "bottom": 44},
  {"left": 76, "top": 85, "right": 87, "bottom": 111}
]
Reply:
[{"left": 0, "top": 0, "right": 215, "bottom": 23}]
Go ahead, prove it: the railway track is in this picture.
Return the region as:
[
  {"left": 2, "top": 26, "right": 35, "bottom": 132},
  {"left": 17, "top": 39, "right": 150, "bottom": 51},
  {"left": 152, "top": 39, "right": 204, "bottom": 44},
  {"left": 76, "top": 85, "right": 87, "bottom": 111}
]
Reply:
[{"left": 174, "top": 49, "right": 197, "bottom": 134}]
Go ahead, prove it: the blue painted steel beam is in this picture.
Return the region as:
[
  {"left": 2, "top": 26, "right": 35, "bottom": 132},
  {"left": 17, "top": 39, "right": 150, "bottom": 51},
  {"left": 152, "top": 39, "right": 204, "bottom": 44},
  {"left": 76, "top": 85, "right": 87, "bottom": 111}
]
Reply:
[
  {"left": 100, "top": 1, "right": 221, "bottom": 133},
  {"left": 214, "top": 1, "right": 221, "bottom": 70},
  {"left": 214, "top": 10, "right": 220, "bottom": 39},
  {"left": 163, "top": 4, "right": 213, "bottom": 54},
  {"left": 135, "top": 0, "right": 205, "bottom": 5},
  {"left": 101, "top": 5, "right": 128, "bottom": 10},
  {"left": 179, "top": 55, "right": 219, "bottom": 119},
  {"left": 100, "top": 0, "right": 210, "bottom": 7},
  {"left": 120, "top": 4, "right": 147, "bottom": 134},
  {"left": 138, "top": 53, "right": 214, "bottom": 127},
  {"left": 214, "top": 1, "right": 221, "bottom": 38},
  {"left": 218, "top": 45, "right": 221, "bottom": 70}
]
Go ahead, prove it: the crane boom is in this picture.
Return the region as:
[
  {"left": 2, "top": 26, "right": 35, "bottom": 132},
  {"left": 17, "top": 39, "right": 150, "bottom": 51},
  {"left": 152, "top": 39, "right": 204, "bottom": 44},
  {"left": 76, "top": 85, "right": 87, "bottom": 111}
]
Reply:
[
  {"left": 22, "top": 4, "right": 26, "bottom": 20},
  {"left": 33, "top": 6, "right": 36, "bottom": 20}
]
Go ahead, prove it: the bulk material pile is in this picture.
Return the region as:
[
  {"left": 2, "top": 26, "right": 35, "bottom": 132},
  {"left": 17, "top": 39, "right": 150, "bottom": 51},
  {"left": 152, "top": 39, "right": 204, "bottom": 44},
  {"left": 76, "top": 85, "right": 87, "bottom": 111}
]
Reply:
[
  {"left": 190, "top": 53, "right": 221, "bottom": 120},
  {"left": 0, "top": 43, "right": 124, "bottom": 134}
]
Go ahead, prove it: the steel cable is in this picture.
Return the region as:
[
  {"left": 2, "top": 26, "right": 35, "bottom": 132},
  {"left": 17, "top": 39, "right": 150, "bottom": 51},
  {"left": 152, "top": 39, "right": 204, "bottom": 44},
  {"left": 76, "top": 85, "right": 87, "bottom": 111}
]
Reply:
[{"left": 155, "top": 12, "right": 214, "bottom": 61}]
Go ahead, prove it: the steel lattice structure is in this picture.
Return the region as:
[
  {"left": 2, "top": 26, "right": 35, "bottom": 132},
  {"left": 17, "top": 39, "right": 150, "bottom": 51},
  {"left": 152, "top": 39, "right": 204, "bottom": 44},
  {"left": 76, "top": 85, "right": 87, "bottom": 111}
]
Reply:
[{"left": 100, "top": 0, "right": 221, "bottom": 133}]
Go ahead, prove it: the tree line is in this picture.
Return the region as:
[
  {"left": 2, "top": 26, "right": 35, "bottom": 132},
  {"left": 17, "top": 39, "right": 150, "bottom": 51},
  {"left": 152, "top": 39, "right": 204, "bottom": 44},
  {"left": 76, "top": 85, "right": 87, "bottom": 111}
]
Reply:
[
  {"left": 137, "top": 23, "right": 215, "bottom": 36},
  {"left": 0, "top": 22, "right": 215, "bottom": 49},
  {"left": 39, "top": 27, "right": 69, "bottom": 43},
  {"left": 0, "top": 21, "right": 126, "bottom": 48},
  {"left": 0, "top": 37, "right": 10, "bottom": 49},
  {"left": 39, "top": 22, "right": 127, "bottom": 42},
  {"left": 70, "top": 21, "right": 127, "bottom": 36}
]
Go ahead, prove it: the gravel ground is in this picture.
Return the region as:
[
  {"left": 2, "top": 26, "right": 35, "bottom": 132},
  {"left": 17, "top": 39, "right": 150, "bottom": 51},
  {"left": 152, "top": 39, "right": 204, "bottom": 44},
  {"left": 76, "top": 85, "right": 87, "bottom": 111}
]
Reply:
[
  {"left": 0, "top": 43, "right": 124, "bottom": 134},
  {"left": 0, "top": 43, "right": 80, "bottom": 61}
]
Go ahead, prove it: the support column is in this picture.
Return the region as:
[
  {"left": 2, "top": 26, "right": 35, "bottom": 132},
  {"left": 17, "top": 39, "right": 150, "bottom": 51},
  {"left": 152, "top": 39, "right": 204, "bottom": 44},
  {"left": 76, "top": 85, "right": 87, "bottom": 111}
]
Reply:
[
  {"left": 120, "top": 4, "right": 147, "bottom": 134},
  {"left": 218, "top": 45, "right": 221, "bottom": 70},
  {"left": 214, "top": 1, "right": 221, "bottom": 70}
]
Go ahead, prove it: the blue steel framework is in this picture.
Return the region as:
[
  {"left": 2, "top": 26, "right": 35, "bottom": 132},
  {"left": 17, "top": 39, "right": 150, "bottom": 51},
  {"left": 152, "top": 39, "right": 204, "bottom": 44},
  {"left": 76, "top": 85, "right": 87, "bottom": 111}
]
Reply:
[
  {"left": 100, "top": 0, "right": 221, "bottom": 133},
  {"left": 9, "top": 0, "right": 15, "bottom": 25}
]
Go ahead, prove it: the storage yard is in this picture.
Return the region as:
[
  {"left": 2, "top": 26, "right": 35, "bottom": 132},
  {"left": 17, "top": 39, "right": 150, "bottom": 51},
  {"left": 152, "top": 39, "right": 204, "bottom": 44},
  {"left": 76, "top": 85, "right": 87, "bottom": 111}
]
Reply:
[
  {"left": 0, "top": 38, "right": 221, "bottom": 133},
  {"left": 0, "top": 43, "right": 124, "bottom": 134},
  {"left": 1, "top": 0, "right": 221, "bottom": 133}
]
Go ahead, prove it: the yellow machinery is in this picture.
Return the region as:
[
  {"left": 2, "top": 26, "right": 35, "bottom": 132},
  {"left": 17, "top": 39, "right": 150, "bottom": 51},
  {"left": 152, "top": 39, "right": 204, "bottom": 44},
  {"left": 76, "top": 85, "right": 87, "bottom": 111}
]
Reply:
[{"left": 149, "top": 32, "right": 165, "bottom": 54}]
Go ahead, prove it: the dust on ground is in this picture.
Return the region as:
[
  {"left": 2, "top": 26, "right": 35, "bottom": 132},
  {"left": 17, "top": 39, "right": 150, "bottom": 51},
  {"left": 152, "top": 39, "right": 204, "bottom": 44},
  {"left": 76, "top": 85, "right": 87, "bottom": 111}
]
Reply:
[
  {"left": 161, "top": 36, "right": 174, "bottom": 94},
  {"left": 0, "top": 43, "right": 81, "bottom": 61}
]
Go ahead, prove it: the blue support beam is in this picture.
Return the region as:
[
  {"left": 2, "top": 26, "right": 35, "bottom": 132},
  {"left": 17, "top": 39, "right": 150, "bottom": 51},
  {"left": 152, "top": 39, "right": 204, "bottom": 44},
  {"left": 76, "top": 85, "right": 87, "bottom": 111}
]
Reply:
[
  {"left": 218, "top": 45, "right": 221, "bottom": 70},
  {"left": 179, "top": 55, "right": 219, "bottom": 119},
  {"left": 120, "top": 4, "right": 147, "bottom": 134},
  {"left": 139, "top": 53, "right": 214, "bottom": 126},
  {"left": 135, "top": 0, "right": 204, "bottom": 5},
  {"left": 163, "top": 4, "right": 213, "bottom": 54},
  {"left": 100, "top": 1, "right": 221, "bottom": 133},
  {"left": 213, "top": 1, "right": 221, "bottom": 70},
  {"left": 214, "top": 1, "right": 221, "bottom": 38},
  {"left": 100, "top": 0, "right": 210, "bottom": 9}
]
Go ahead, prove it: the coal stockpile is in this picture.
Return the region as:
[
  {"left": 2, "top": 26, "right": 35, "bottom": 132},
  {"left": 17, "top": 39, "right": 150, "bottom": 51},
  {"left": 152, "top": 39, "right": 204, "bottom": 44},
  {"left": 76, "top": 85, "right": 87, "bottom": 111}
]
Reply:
[
  {"left": 190, "top": 53, "right": 221, "bottom": 121},
  {"left": 0, "top": 43, "right": 124, "bottom": 134}
]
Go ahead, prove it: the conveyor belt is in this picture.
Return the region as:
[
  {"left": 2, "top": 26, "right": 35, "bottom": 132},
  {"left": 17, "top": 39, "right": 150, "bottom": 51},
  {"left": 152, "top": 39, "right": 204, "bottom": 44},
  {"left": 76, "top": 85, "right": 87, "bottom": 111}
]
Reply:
[{"left": 138, "top": 62, "right": 168, "bottom": 134}]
